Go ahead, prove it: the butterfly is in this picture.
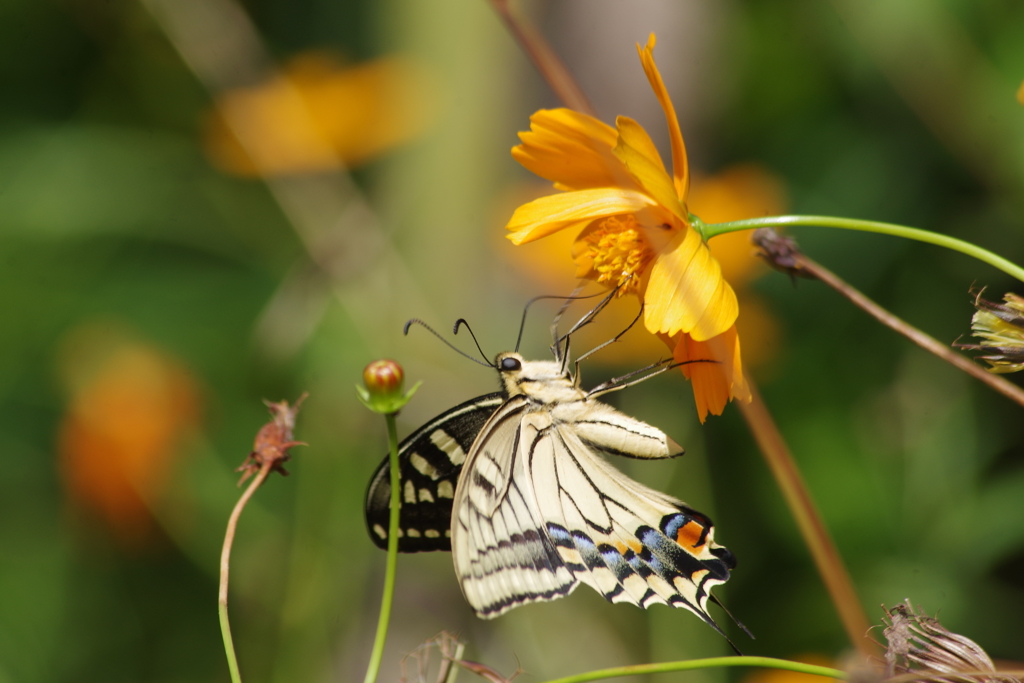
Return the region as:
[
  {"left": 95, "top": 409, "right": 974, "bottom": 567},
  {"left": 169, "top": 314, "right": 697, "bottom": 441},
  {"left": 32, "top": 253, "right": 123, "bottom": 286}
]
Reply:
[{"left": 365, "top": 295, "right": 736, "bottom": 634}]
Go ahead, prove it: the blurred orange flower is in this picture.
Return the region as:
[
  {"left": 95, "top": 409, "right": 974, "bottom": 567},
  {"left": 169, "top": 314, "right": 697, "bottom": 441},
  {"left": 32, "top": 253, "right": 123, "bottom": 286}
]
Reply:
[
  {"left": 203, "top": 51, "right": 437, "bottom": 176},
  {"left": 57, "top": 325, "right": 201, "bottom": 546},
  {"left": 504, "top": 34, "right": 748, "bottom": 421}
]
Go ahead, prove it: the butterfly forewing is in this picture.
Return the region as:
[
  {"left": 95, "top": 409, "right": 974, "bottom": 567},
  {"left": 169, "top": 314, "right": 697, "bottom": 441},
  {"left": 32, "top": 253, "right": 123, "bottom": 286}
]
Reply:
[
  {"left": 452, "top": 401, "right": 577, "bottom": 616},
  {"left": 365, "top": 393, "right": 503, "bottom": 552}
]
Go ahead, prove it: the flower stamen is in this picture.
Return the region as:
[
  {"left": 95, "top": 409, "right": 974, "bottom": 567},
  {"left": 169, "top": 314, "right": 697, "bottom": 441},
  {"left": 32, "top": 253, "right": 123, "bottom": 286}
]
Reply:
[{"left": 576, "top": 215, "right": 654, "bottom": 294}]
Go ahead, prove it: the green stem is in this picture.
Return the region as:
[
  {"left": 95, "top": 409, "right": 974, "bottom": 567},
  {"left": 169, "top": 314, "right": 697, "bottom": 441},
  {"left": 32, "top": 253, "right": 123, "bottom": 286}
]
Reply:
[
  {"left": 218, "top": 600, "right": 243, "bottom": 683},
  {"left": 363, "top": 413, "right": 402, "bottom": 683},
  {"left": 539, "top": 656, "right": 847, "bottom": 683},
  {"left": 702, "top": 215, "right": 1024, "bottom": 283}
]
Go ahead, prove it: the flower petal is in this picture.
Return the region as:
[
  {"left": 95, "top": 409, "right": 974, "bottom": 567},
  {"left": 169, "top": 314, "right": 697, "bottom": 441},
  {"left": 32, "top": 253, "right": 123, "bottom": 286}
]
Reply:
[
  {"left": 612, "top": 116, "right": 687, "bottom": 223},
  {"left": 511, "top": 109, "right": 634, "bottom": 191},
  {"left": 643, "top": 227, "right": 738, "bottom": 340},
  {"left": 636, "top": 34, "right": 689, "bottom": 200},
  {"left": 691, "top": 274, "right": 740, "bottom": 342},
  {"left": 505, "top": 188, "right": 655, "bottom": 245},
  {"left": 673, "top": 326, "right": 750, "bottom": 423}
]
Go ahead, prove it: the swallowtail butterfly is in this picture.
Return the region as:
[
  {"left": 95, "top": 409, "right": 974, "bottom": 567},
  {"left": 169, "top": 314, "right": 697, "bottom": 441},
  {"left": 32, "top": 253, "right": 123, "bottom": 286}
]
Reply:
[{"left": 364, "top": 296, "right": 736, "bottom": 633}]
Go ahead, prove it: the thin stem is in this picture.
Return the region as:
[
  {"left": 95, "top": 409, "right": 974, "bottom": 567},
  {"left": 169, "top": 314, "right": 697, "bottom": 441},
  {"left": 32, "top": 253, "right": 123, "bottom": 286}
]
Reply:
[
  {"left": 538, "top": 656, "right": 848, "bottom": 683},
  {"left": 487, "top": 0, "right": 598, "bottom": 117},
  {"left": 796, "top": 254, "right": 1024, "bottom": 409},
  {"left": 363, "top": 413, "right": 402, "bottom": 683},
  {"left": 219, "top": 461, "right": 274, "bottom": 683},
  {"left": 704, "top": 215, "right": 1024, "bottom": 284},
  {"left": 738, "top": 381, "right": 877, "bottom": 658}
]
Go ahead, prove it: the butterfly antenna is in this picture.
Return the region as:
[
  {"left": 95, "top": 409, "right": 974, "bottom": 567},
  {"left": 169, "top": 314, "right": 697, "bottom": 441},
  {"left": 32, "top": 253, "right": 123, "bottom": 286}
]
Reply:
[
  {"left": 403, "top": 318, "right": 493, "bottom": 368},
  {"left": 575, "top": 302, "right": 644, "bottom": 366},
  {"left": 553, "top": 286, "right": 619, "bottom": 362},
  {"left": 547, "top": 282, "right": 588, "bottom": 360},
  {"left": 511, "top": 286, "right": 604, "bottom": 355},
  {"left": 452, "top": 318, "right": 491, "bottom": 365},
  {"left": 710, "top": 595, "right": 755, "bottom": 640}
]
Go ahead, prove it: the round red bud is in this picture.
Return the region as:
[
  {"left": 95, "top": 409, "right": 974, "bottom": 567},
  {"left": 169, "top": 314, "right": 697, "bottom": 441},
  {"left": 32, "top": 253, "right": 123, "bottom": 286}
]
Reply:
[{"left": 362, "top": 359, "right": 404, "bottom": 396}]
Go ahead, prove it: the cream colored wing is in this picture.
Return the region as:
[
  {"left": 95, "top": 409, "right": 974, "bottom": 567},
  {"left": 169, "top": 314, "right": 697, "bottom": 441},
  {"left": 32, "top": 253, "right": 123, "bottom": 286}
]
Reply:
[{"left": 451, "top": 396, "right": 577, "bottom": 617}]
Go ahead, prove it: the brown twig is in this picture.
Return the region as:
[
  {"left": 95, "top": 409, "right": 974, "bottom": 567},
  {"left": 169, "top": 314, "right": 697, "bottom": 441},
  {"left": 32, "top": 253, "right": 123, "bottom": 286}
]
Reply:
[
  {"left": 754, "top": 229, "right": 1024, "bottom": 410},
  {"left": 738, "top": 384, "right": 877, "bottom": 658},
  {"left": 487, "top": 0, "right": 597, "bottom": 117}
]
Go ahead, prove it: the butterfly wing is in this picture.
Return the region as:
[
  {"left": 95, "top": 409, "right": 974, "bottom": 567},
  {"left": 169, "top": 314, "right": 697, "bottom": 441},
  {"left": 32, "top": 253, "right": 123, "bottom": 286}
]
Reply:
[
  {"left": 451, "top": 397, "right": 577, "bottom": 616},
  {"left": 453, "top": 398, "right": 733, "bottom": 627},
  {"left": 536, "top": 424, "right": 734, "bottom": 629},
  {"left": 365, "top": 393, "right": 503, "bottom": 552}
]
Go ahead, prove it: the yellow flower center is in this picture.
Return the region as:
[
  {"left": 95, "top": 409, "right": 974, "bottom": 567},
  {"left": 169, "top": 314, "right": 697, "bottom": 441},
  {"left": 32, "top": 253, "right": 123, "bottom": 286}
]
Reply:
[{"left": 578, "top": 215, "right": 654, "bottom": 294}]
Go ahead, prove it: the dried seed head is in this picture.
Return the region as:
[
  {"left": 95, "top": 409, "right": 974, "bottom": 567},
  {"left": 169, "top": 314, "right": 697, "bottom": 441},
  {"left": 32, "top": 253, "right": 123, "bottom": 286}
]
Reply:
[
  {"left": 236, "top": 394, "right": 307, "bottom": 485},
  {"left": 752, "top": 228, "right": 816, "bottom": 280},
  {"left": 881, "top": 600, "right": 1019, "bottom": 683},
  {"left": 954, "top": 289, "right": 1024, "bottom": 373}
]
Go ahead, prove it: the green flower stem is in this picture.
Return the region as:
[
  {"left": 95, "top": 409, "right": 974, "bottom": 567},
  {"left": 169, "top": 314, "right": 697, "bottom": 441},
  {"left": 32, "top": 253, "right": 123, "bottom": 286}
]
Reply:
[
  {"left": 703, "top": 215, "right": 1024, "bottom": 283},
  {"left": 538, "top": 656, "right": 848, "bottom": 683},
  {"left": 363, "top": 413, "right": 402, "bottom": 683}
]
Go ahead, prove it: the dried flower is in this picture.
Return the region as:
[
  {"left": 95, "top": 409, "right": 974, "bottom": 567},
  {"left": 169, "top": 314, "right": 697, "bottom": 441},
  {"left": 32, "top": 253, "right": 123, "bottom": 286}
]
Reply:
[
  {"left": 236, "top": 395, "right": 307, "bottom": 485},
  {"left": 881, "top": 600, "right": 1019, "bottom": 683},
  {"left": 752, "top": 228, "right": 816, "bottom": 281},
  {"left": 954, "top": 290, "right": 1024, "bottom": 373}
]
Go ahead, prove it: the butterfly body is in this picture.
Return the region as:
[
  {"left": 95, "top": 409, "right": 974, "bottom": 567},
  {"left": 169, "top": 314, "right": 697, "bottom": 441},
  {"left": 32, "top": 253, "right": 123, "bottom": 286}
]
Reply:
[{"left": 366, "top": 348, "right": 735, "bottom": 630}]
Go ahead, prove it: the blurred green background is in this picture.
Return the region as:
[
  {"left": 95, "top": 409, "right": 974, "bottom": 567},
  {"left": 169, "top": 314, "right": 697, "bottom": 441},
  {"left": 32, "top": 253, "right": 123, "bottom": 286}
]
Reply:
[{"left": 2, "top": 0, "right": 1023, "bottom": 681}]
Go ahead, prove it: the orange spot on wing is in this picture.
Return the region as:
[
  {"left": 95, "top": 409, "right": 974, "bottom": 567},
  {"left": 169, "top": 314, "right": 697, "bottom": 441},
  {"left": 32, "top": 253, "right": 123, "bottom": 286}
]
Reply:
[
  {"left": 676, "top": 520, "right": 707, "bottom": 551},
  {"left": 615, "top": 539, "right": 643, "bottom": 555}
]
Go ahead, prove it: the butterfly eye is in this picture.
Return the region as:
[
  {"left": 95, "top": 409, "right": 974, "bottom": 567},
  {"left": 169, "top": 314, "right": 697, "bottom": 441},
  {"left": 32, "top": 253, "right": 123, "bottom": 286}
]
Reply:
[{"left": 499, "top": 357, "right": 522, "bottom": 372}]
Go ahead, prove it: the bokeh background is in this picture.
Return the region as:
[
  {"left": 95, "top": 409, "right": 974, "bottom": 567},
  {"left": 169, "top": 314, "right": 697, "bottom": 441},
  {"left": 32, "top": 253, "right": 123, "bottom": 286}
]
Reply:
[{"left": 2, "top": 0, "right": 1023, "bottom": 681}]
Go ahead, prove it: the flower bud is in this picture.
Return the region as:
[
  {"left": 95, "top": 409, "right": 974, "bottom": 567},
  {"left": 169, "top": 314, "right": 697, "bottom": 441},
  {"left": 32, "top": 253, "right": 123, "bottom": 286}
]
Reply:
[
  {"left": 357, "top": 359, "right": 420, "bottom": 415},
  {"left": 363, "top": 359, "right": 404, "bottom": 397}
]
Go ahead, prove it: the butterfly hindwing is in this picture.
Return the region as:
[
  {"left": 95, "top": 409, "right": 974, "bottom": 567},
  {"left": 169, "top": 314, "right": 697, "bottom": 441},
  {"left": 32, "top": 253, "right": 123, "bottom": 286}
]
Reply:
[
  {"left": 365, "top": 392, "right": 503, "bottom": 552},
  {"left": 539, "top": 423, "right": 734, "bottom": 628}
]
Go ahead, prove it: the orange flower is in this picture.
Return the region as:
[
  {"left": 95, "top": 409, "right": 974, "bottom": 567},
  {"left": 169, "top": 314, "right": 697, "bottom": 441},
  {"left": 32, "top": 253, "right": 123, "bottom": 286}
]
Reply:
[
  {"left": 504, "top": 34, "right": 750, "bottom": 421},
  {"left": 203, "top": 52, "right": 437, "bottom": 176},
  {"left": 57, "top": 325, "right": 200, "bottom": 546}
]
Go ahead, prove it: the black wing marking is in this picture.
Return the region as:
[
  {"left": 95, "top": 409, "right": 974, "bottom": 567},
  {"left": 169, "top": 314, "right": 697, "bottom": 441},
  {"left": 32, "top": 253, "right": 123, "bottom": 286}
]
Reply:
[{"left": 365, "top": 393, "right": 503, "bottom": 552}]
